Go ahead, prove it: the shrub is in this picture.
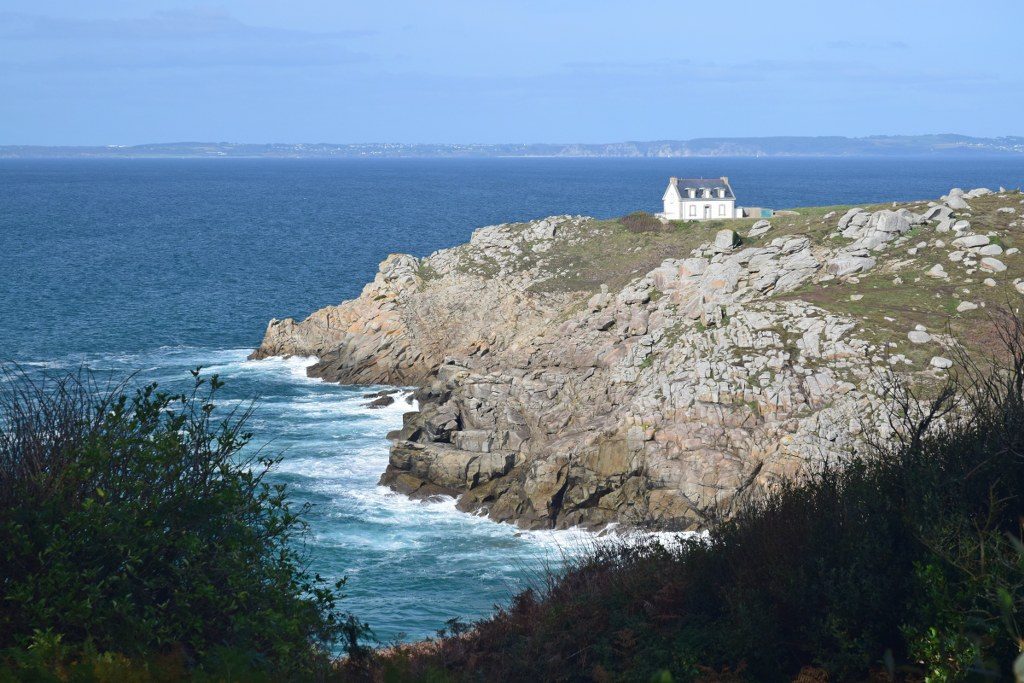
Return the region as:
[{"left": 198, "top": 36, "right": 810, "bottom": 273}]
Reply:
[
  {"left": 381, "top": 312, "right": 1024, "bottom": 681},
  {"left": 619, "top": 211, "right": 666, "bottom": 233},
  {"left": 0, "top": 369, "right": 367, "bottom": 679}
]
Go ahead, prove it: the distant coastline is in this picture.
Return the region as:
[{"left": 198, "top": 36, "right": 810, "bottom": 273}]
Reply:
[{"left": 3, "top": 134, "right": 1024, "bottom": 159}]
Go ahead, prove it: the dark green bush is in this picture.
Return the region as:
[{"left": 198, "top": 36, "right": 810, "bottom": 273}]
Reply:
[
  {"left": 619, "top": 211, "right": 666, "bottom": 233},
  {"left": 0, "top": 369, "right": 367, "bottom": 679},
  {"left": 383, "top": 313, "right": 1024, "bottom": 682}
]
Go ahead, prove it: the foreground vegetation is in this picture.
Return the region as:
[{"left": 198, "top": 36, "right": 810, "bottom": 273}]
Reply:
[
  {"left": 0, "top": 370, "right": 368, "bottom": 681},
  {"left": 373, "top": 314, "right": 1024, "bottom": 681},
  {"left": 3, "top": 314, "right": 1024, "bottom": 680}
]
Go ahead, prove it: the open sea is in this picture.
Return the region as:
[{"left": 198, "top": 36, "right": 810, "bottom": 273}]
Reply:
[{"left": 2, "top": 156, "right": 1024, "bottom": 642}]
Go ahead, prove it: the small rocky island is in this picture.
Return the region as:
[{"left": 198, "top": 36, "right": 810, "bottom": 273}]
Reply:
[{"left": 251, "top": 187, "right": 1024, "bottom": 530}]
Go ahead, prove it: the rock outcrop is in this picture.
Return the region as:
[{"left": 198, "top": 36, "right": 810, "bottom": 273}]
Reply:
[{"left": 252, "top": 189, "right": 1024, "bottom": 530}]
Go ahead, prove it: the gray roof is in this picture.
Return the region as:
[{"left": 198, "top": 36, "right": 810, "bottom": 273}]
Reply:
[{"left": 670, "top": 177, "right": 735, "bottom": 200}]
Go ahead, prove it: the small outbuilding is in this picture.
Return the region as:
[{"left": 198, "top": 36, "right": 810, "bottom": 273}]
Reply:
[{"left": 661, "top": 176, "right": 740, "bottom": 221}]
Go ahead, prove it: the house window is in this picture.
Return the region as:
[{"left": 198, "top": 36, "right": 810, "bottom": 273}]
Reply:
[
  {"left": 719, "top": 204, "right": 725, "bottom": 216},
  {"left": 689, "top": 204, "right": 696, "bottom": 217}
]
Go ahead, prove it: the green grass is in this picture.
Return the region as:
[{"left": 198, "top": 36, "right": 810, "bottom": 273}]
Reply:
[{"left": 528, "top": 218, "right": 744, "bottom": 295}]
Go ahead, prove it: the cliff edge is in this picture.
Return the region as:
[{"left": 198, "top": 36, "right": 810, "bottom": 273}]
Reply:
[{"left": 252, "top": 188, "right": 1024, "bottom": 529}]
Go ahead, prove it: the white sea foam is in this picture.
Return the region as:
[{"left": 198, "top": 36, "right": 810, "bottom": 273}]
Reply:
[
  {"left": 130, "top": 347, "right": 691, "bottom": 637},
  {"left": 204, "top": 352, "right": 319, "bottom": 381}
]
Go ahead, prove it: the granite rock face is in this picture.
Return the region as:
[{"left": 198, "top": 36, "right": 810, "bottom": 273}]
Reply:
[{"left": 252, "top": 191, "right": 1023, "bottom": 530}]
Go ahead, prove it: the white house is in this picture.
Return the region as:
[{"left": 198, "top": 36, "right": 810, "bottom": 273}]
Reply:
[{"left": 661, "top": 176, "right": 739, "bottom": 221}]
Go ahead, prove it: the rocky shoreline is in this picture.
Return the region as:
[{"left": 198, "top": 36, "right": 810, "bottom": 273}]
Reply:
[{"left": 252, "top": 188, "right": 1024, "bottom": 530}]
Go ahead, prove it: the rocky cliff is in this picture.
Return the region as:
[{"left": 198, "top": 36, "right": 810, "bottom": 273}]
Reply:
[{"left": 252, "top": 187, "right": 1024, "bottom": 530}]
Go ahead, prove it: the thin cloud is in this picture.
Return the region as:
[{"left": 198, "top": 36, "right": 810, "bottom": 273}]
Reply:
[
  {"left": 0, "top": 10, "right": 374, "bottom": 70},
  {"left": 826, "top": 40, "right": 910, "bottom": 50},
  {"left": 556, "top": 55, "right": 997, "bottom": 89}
]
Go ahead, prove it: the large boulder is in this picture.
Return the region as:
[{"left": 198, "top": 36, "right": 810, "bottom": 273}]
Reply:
[
  {"left": 908, "top": 330, "right": 932, "bottom": 344},
  {"left": 872, "top": 210, "right": 911, "bottom": 234},
  {"left": 748, "top": 220, "right": 772, "bottom": 237},
  {"left": 952, "top": 234, "right": 991, "bottom": 249},
  {"left": 838, "top": 208, "right": 867, "bottom": 231},
  {"left": 713, "top": 229, "right": 742, "bottom": 252},
  {"left": 981, "top": 257, "right": 1007, "bottom": 273},
  {"left": 827, "top": 256, "right": 876, "bottom": 277},
  {"left": 923, "top": 206, "right": 953, "bottom": 222}
]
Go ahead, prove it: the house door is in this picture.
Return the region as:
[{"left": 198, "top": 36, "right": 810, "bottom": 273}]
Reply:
[{"left": 704, "top": 205, "right": 711, "bottom": 219}]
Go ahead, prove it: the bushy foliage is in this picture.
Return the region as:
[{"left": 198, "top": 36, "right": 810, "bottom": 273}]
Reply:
[
  {"left": 619, "top": 211, "right": 666, "bottom": 233},
  {"left": 382, "top": 313, "right": 1024, "bottom": 682},
  {"left": 0, "top": 369, "right": 367, "bottom": 680}
]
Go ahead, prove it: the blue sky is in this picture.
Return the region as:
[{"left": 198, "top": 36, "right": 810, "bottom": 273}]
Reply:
[{"left": 1, "top": 1, "right": 1021, "bottom": 145}]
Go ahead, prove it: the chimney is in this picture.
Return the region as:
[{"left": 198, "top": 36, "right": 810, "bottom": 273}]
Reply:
[{"left": 670, "top": 177, "right": 679, "bottom": 186}]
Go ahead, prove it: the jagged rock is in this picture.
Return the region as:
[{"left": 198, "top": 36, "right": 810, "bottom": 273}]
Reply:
[
  {"left": 367, "top": 394, "right": 396, "bottom": 409},
  {"left": 250, "top": 194, "right": 1014, "bottom": 531},
  {"left": 714, "top": 229, "right": 742, "bottom": 252},
  {"left": 930, "top": 356, "right": 953, "bottom": 369},
  {"left": 364, "top": 389, "right": 400, "bottom": 399},
  {"left": 924, "top": 206, "right": 953, "bottom": 222},
  {"left": 957, "top": 301, "right": 979, "bottom": 313},
  {"left": 748, "top": 220, "right": 772, "bottom": 237},
  {"left": 874, "top": 210, "right": 911, "bottom": 234},
  {"left": 839, "top": 208, "right": 867, "bottom": 230},
  {"left": 927, "top": 264, "right": 949, "bottom": 279},
  {"left": 947, "top": 196, "right": 971, "bottom": 210},
  {"left": 588, "top": 284, "right": 612, "bottom": 311}
]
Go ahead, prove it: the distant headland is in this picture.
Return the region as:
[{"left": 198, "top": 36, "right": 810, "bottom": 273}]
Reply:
[{"left": 3, "top": 134, "right": 1023, "bottom": 159}]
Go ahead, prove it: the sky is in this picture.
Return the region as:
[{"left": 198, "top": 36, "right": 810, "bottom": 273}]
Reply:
[{"left": 1, "top": 1, "right": 1022, "bottom": 145}]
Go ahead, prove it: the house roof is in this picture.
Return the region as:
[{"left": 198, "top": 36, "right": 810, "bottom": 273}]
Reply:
[{"left": 667, "top": 177, "right": 735, "bottom": 200}]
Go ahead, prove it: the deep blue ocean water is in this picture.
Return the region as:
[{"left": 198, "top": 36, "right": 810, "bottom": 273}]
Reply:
[{"left": 2, "top": 156, "right": 1023, "bottom": 641}]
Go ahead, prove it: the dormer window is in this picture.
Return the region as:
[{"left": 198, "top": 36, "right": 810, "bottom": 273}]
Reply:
[{"left": 663, "top": 176, "right": 738, "bottom": 221}]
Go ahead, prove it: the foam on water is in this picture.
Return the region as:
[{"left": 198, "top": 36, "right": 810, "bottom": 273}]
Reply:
[
  {"left": 8, "top": 342, "right": 695, "bottom": 642},
  {"left": 130, "top": 348, "right": 605, "bottom": 640}
]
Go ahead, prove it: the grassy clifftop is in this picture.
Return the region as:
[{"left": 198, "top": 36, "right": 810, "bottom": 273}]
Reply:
[{"left": 439, "top": 189, "right": 1024, "bottom": 370}]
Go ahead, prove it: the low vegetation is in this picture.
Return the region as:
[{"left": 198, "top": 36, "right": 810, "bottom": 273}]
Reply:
[
  {"left": 619, "top": 211, "right": 668, "bottom": 234},
  {"left": 0, "top": 370, "right": 368, "bottom": 681},
  {"left": 371, "top": 313, "right": 1024, "bottom": 681}
]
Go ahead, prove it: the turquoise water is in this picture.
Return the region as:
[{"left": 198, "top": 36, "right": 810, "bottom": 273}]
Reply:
[{"left": 2, "top": 156, "right": 1023, "bottom": 641}]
